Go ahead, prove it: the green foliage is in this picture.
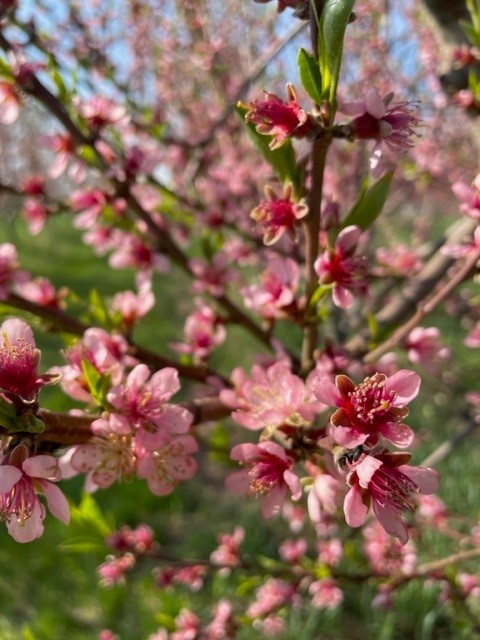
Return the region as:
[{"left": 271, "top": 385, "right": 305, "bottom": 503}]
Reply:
[
  {"left": 315, "top": 0, "right": 356, "bottom": 110},
  {"left": 297, "top": 48, "right": 323, "bottom": 104},
  {"left": 81, "top": 358, "right": 111, "bottom": 407},
  {"left": 341, "top": 170, "right": 394, "bottom": 231}
]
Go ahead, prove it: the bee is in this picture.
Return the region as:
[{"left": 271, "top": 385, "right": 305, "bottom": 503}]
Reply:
[{"left": 333, "top": 444, "right": 365, "bottom": 470}]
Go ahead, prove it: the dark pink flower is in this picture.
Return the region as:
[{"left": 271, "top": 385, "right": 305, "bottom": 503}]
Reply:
[
  {"left": 343, "top": 450, "right": 439, "bottom": 544},
  {"left": 314, "top": 225, "right": 368, "bottom": 308},
  {"left": 225, "top": 441, "right": 301, "bottom": 518},
  {"left": 251, "top": 184, "right": 308, "bottom": 245},
  {"left": 246, "top": 84, "right": 313, "bottom": 149},
  {"left": 313, "top": 369, "right": 420, "bottom": 448},
  {"left": 242, "top": 256, "right": 300, "bottom": 320}
]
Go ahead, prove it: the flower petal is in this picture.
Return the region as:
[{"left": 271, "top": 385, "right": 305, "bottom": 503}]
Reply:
[
  {"left": 344, "top": 484, "right": 368, "bottom": 527},
  {"left": 40, "top": 480, "right": 70, "bottom": 524},
  {"left": 385, "top": 370, "right": 421, "bottom": 404},
  {"left": 0, "top": 465, "right": 22, "bottom": 492}
]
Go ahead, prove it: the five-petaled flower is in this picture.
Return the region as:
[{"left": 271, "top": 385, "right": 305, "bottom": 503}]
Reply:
[
  {"left": 245, "top": 83, "right": 313, "bottom": 149},
  {"left": 343, "top": 449, "right": 439, "bottom": 544},
  {"left": 225, "top": 441, "right": 301, "bottom": 518},
  {"left": 251, "top": 184, "right": 308, "bottom": 245},
  {"left": 313, "top": 369, "right": 420, "bottom": 449}
]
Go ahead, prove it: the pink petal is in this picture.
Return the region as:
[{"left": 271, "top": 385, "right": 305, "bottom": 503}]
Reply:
[
  {"left": 225, "top": 469, "right": 250, "bottom": 494},
  {"left": 164, "top": 455, "right": 197, "bottom": 480},
  {"left": 311, "top": 377, "right": 341, "bottom": 406},
  {"left": 71, "top": 445, "right": 102, "bottom": 473},
  {"left": 283, "top": 469, "right": 302, "bottom": 500},
  {"left": 451, "top": 181, "right": 472, "bottom": 201},
  {"left": 380, "top": 422, "right": 414, "bottom": 448},
  {"left": 40, "top": 480, "right": 70, "bottom": 524},
  {"left": 399, "top": 465, "right": 440, "bottom": 495},
  {"left": 385, "top": 369, "right": 421, "bottom": 404},
  {"left": 23, "top": 455, "right": 61, "bottom": 481},
  {"left": 355, "top": 456, "right": 383, "bottom": 488},
  {"left": 372, "top": 501, "right": 409, "bottom": 544},
  {"left": 7, "top": 501, "right": 45, "bottom": 543},
  {"left": 261, "top": 485, "right": 286, "bottom": 518},
  {"left": 153, "top": 405, "right": 193, "bottom": 434},
  {"left": 0, "top": 318, "right": 35, "bottom": 348},
  {"left": 0, "top": 465, "right": 22, "bottom": 492},
  {"left": 149, "top": 367, "right": 180, "bottom": 401},
  {"left": 331, "top": 424, "right": 367, "bottom": 448},
  {"left": 343, "top": 484, "right": 368, "bottom": 527},
  {"left": 332, "top": 285, "right": 354, "bottom": 309},
  {"left": 125, "top": 363, "right": 151, "bottom": 389},
  {"left": 364, "top": 88, "right": 386, "bottom": 119},
  {"left": 230, "top": 443, "right": 260, "bottom": 462},
  {"left": 336, "top": 225, "right": 361, "bottom": 255}
]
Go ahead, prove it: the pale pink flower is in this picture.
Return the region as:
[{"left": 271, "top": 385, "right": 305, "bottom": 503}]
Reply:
[
  {"left": 246, "top": 84, "right": 313, "bottom": 149},
  {"left": 107, "top": 364, "right": 192, "bottom": 448},
  {"left": 257, "top": 615, "right": 285, "bottom": 637},
  {"left": 0, "top": 243, "right": 29, "bottom": 299},
  {"left": 247, "top": 578, "right": 298, "bottom": 618},
  {"left": 313, "top": 369, "right": 421, "bottom": 449},
  {"left": 307, "top": 473, "right": 343, "bottom": 522},
  {"left": 79, "top": 96, "right": 128, "bottom": 128},
  {"left": 452, "top": 174, "right": 480, "bottom": 219},
  {"left": 155, "top": 564, "right": 206, "bottom": 591},
  {"left": 416, "top": 494, "right": 447, "bottom": 526},
  {"left": 458, "top": 573, "right": 480, "bottom": 599},
  {"left": 242, "top": 256, "right": 300, "bottom": 319},
  {"left": 206, "top": 599, "right": 236, "bottom": 639},
  {"left": 109, "top": 230, "right": 169, "bottom": 274},
  {"left": 222, "top": 362, "right": 323, "bottom": 431},
  {"left": 314, "top": 225, "right": 368, "bottom": 308},
  {"left": 210, "top": 526, "right": 244, "bottom": 567},
  {"left": 0, "top": 446, "right": 69, "bottom": 543},
  {"left": 190, "top": 253, "right": 236, "bottom": 296},
  {"left": 341, "top": 88, "right": 420, "bottom": 173},
  {"left": 363, "top": 521, "right": 417, "bottom": 575},
  {"left": 404, "top": 327, "right": 450, "bottom": 372},
  {"left": 110, "top": 285, "right": 155, "bottom": 332},
  {"left": 309, "top": 578, "right": 343, "bottom": 609},
  {"left": 136, "top": 433, "right": 198, "bottom": 495},
  {"left": 22, "top": 199, "right": 50, "bottom": 235},
  {"left": 251, "top": 184, "right": 308, "bottom": 245},
  {"left": 170, "top": 301, "right": 226, "bottom": 362},
  {"left": 317, "top": 538, "right": 343, "bottom": 566},
  {"left": 0, "top": 318, "right": 58, "bottom": 403},
  {"left": 98, "top": 553, "right": 135, "bottom": 586},
  {"left": 278, "top": 537, "right": 307, "bottom": 563},
  {"left": 282, "top": 502, "right": 306, "bottom": 533},
  {"left": 70, "top": 189, "right": 107, "bottom": 229},
  {"left": 16, "top": 277, "right": 68, "bottom": 309},
  {"left": 21, "top": 176, "right": 45, "bottom": 196},
  {"left": 375, "top": 245, "right": 423, "bottom": 277},
  {"left": 225, "top": 441, "right": 301, "bottom": 518},
  {"left": 441, "top": 226, "right": 480, "bottom": 258},
  {"left": 107, "top": 523, "right": 155, "bottom": 553},
  {"left": 344, "top": 450, "right": 439, "bottom": 544}
]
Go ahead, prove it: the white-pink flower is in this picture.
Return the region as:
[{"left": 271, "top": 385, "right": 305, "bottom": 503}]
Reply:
[{"left": 0, "top": 446, "right": 69, "bottom": 542}]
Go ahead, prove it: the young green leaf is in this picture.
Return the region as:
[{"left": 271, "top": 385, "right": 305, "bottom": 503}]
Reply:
[
  {"left": 298, "top": 48, "right": 323, "bottom": 104},
  {"left": 341, "top": 170, "right": 394, "bottom": 231}
]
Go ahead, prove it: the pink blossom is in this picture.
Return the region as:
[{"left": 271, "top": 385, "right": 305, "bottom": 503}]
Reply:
[
  {"left": 136, "top": 433, "right": 198, "bottom": 495},
  {"left": 21, "top": 176, "right": 45, "bottom": 197},
  {"left": 78, "top": 96, "right": 128, "bottom": 128},
  {"left": 110, "top": 285, "right": 155, "bottom": 332},
  {"left": 309, "top": 578, "right": 343, "bottom": 609},
  {"left": 155, "top": 564, "right": 206, "bottom": 591},
  {"left": 452, "top": 175, "right": 480, "bottom": 219},
  {"left": 247, "top": 577, "right": 298, "bottom": 618},
  {"left": 313, "top": 369, "right": 421, "bottom": 449},
  {"left": 210, "top": 526, "right": 244, "bottom": 567},
  {"left": 107, "top": 364, "right": 192, "bottom": 447},
  {"left": 442, "top": 226, "right": 480, "bottom": 259},
  {"left": 246, "top": 83, "right": 313, "bottom": 149},
  {"left": 0, "top": 317, "right": 58, "bottom": 403},
  {"left": 282, "top": 502, "right": 306, "bottom": 533},
  {"left": 221, "top": 362, "right": 323, "bottom": 431},
  {"left": 0, "top": 243, "right": 29, "bottom": 299},
  {"left": 404, "top": 327, "right": 450, "bottom": 372},
  {"left": 242, "top": 256, "right": 300, "bottom": 319},
  {"left": 278, "top": 537, "right": 307, "bottom": 563},
  {"left": 190, "top": 253, "right": 236, "bottom": 296},
  {"left": 205, "top": 599, "right": 237, "bottom": 639},
  {"left": 317, "top": 538, "right": 343, "bottom": 566},
  {"left": 465, "top": 321, "right": 480, "bottom": 348},
  {"left": 107, "top": 523, "right": 155, "bottom": 553},
  {"left": 171, "top": 609, "right": 201, "bottom": 640},
  {"left": 16, "top": 277, "right": 68, "bottom": 309},
  {"left": 22, "top": 198, "right": 50, "bottom": 235},
  {"left": 343, "top": 450, "right": 439, "bottom": 544},
  {"left": 170, "top": 300, "right": 226, "bottom": 362},
  {"left": 363, "top": 521, "right": 417, "bottom": 575},
  {"left": 0, "top": 445, "right": 69, "bottom": 542},
  {"left": 225, "top": 441, "right": 301, "bottom": 518},
  {"left": 341, "top": 88, "right": 419, "bottom": 173},
  {"left": 314, "top": 225, "right": 368, "bottom": 308},
  {"left": 98, "top": 552, "right": 135, "bottom": 586},
  {"left": 375, "top": 244, "right": 423, "bottom": 277},
  {"left": 416, "top": 494, "right": 447, "bottom": 526},
  {"left": 108, "top": 229, "right": 169, "bottom": 275},
  {"left": 251, "top": 184, "right": 308, "bottom": 245},
  {"left": 307, "top": 473, "right": 343, "bottom": 522},
  {"left": 70, "top": 189, "right": 107, "bottom": 229}
]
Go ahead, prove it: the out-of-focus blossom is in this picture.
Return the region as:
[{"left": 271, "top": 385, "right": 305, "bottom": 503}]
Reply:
[
  {"left": 314, "top": 225, "right": 368, "bottom": 308},
  {"left": 98, "top": 552, "right": 135, "bottom": 586},
  {"left": 170, "top": 300, "right": 226, "bottom": 362},
  {"left": 278, "top": 537, "right": 307, "bottom": 563},
  {"left": 242, "top": 256, "right": 300, "bottom": 319},
  {"left": 0, "top": 80, "right": 21, "bottom": 124},
  {"left": 442, "top": 226, "right": 480, "bottom": 259},
  {"left": 245, "top": 84, "right": 313, "bottom": 149},
  {"left": 375, "top": 244, "right": 423, "bottom": 277},
  {"left": 226, "top": 441, "right": 301, "bottom": 518},
  {"left": 313, "top": 369, "right": 420, "bottom": 449},
  {"left": 465, "top": 320, "right": 480, "bottom": 347},
  {"left": 404, "top": 327, "right": 450, "bottom": 372},
  {"left": 210, "top": 526, "right": 244, "bottom": 568},
  {"left": 0, "top": 243, "right": 29, "bottom": 300},
  {"left": 452, "top": 174, "right": 480, "bottom": 219},
  {"left": 16, "top": 276, "right": 68, "bottom": 309},
  {"left": 309, "top": 578, "right": 343, "bottom": 609},
  {"left": 78, "top": 96, "right": 129, "bottom": 128},
  {"left": 250, "top": 184, "right": 308, "bottom": 245},
  {"left": 190, "top": 253, "right": 237, "bottom": 296},
  {"left": 363, "top": 520, "right": 417, "bottom": 575}
]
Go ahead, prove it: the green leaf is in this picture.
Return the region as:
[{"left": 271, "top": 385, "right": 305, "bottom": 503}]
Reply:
[
  {"left": 308, "top": 284, "right": 333, "bottom": 309},
  {"left": 341, "top": 170, "right": 394, "bottom": 231},
  {"left": 69, "top": 493, "right": 112, "bottom": 540},
  {"left": 81, "top": 358, "right": 111, "bottom": 406},
  {"left": 58, "top": 536, "right": 109, "bottom": 554},
  {"left": 297, "top": 48, "right": 323, "bottom": 103},
  {"left": 318, "top": 0, "right": 356, "bottom": 107},
  {"left": 235, "top": 104, "right": 301, "bottom": 187},
  {"left": 88, "top": 288, "right": 110, "bottom": 327}
]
